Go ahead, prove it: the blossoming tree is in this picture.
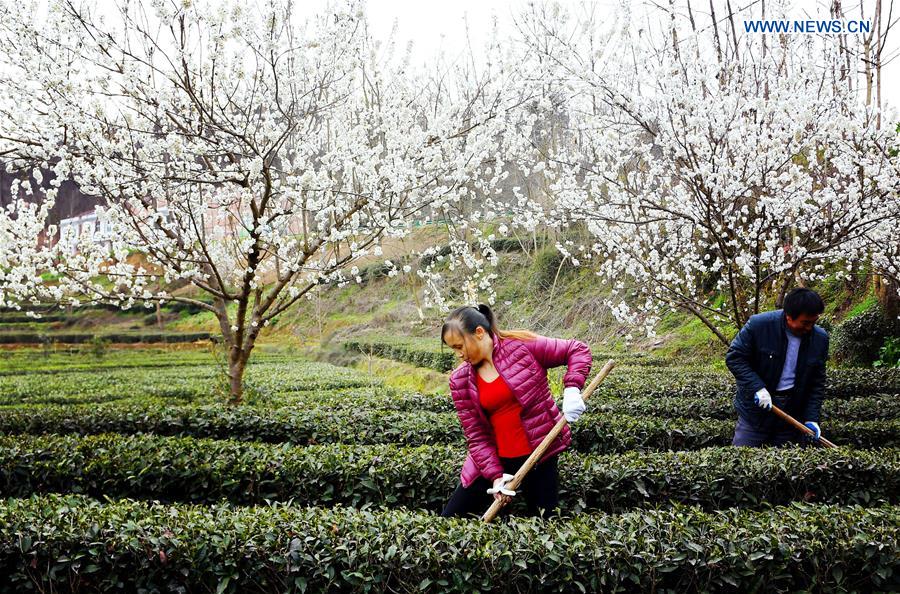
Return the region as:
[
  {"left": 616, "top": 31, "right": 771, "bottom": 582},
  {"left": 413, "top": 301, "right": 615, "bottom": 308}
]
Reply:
[
  {"left": 0, "top": 0, "right": 533, "bottom": 402},
  {"left": 516, "top": 1, "right": 900, "bottom": 344}
]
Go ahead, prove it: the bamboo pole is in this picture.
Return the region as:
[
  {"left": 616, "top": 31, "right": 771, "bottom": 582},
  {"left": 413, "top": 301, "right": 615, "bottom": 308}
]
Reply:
[{"left": 482, "top": 359, "right": 616, "bottom": 523}]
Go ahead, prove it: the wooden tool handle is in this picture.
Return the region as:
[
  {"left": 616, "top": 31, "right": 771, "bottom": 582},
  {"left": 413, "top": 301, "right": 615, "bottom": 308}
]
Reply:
[
  {"left": 771, "top": 405, "right": 837, "bottom": 448},
  {"left": 482, "top": 359, "right": 616, "bottom": 523}
]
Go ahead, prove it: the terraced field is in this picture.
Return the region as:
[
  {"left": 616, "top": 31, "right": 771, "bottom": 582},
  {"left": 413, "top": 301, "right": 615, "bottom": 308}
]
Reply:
[{"left": 0, "top": 346, "right": 896, "bottom": 592}]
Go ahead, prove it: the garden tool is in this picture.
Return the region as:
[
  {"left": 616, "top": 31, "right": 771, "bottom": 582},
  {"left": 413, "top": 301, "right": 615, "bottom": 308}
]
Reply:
[
  {"left": 482, "top": 359, "right": 616, "bottom": 523},
  {"left": 771, "top": 405, "right": 837, "bottom": 448}
]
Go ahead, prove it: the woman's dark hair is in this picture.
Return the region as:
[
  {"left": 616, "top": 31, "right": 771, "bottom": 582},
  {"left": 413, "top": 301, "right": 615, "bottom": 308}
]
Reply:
[
  {"left": 783, "top": 288, "right": 825, "bottom": 318},
  {"left": 440, "top": 304, "right": 537, "bottom": 345}
]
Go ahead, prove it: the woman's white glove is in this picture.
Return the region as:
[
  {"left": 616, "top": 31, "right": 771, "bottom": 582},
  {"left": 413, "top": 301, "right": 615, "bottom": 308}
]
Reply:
[
  {"left": 486, "top": 473, "right": 516, "bottom": 497},
  {"left": 562, "top": 386, "right": 587, "bottom": 422}
]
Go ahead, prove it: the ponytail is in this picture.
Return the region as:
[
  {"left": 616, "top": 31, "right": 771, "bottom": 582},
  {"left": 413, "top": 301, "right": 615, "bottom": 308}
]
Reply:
[{"left": 441, "top": 303, "right": 538, "bottom": 345}]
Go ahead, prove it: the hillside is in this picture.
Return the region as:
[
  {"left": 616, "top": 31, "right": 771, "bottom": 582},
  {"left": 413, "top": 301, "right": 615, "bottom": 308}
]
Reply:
[
  {"left": 159, "top": 228, "right": 887, "bottom": 366},
  {"left": 3, "top": 227, "right": 891, "bottom": 368}
]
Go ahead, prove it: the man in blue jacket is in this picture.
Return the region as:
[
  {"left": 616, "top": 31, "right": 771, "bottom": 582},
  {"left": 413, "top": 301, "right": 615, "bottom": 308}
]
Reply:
[{"left": 725, "top": 288, "right": 829, "bottom": 446}]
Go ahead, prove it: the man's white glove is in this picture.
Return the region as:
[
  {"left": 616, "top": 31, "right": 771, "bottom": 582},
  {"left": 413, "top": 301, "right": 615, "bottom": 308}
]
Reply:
[
  {"left": 754, "top": 387, "right": 773, "bottom": 410},
  {"left": 486, "top": 473, "right": 516, "bottom": 497},
  {"left": 562, "top": 386, "right": 587, "bottom": 423}
]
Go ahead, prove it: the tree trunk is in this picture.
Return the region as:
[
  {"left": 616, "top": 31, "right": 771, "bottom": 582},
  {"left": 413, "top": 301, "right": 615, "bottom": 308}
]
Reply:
[
  {"left": 212, "top": 297, "right": 249, "bottom": 406},
  {"left": 228, "top": 356, "right": 246, "bottom": 405},
  {"left": 874, "top": 274, "right": 900, "bottom": 320},
  {"left": 875, "top": 0, "right": 882, "bottom": 127},
  {"left": 865, "top": 0, "right": 891, "bottom": 319}
]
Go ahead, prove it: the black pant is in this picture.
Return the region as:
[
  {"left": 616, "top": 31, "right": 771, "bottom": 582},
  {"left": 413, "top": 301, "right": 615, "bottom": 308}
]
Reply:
[
  {"left": 732, "top": 416, "right": 803, "bottom": 447},
  {"left": 440, "top": 454, "right": 559, "bottom": 518}
]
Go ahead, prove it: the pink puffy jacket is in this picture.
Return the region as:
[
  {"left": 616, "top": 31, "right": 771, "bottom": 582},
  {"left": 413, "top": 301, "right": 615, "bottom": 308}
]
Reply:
[{"left": 448, "top": 332, "right": 593, "bottom": 487}]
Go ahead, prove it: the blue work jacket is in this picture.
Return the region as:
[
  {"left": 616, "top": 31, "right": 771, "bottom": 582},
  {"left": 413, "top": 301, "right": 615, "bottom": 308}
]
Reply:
[{"left": 725, "top": 309, "right": 829, "bottom": 426}]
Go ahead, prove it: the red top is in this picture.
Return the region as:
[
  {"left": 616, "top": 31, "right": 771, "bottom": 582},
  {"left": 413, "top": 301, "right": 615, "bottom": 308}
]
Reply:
[{"left": 476, "top": 372, "right": 532, "bottom": 458}]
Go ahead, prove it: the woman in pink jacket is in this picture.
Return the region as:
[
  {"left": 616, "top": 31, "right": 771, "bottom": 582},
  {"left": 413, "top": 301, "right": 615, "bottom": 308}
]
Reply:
[{"left": 439, "top": 303, "right": 592, "bottom": 518}]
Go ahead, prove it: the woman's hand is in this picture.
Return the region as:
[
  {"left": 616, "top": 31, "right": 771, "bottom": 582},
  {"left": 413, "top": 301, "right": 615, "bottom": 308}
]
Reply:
[
  {"left": 487, "top": 473, "right": 516, "bottom": 503},
  {"left": 562, "top": 386, "right": 587, "bottom": 422}
]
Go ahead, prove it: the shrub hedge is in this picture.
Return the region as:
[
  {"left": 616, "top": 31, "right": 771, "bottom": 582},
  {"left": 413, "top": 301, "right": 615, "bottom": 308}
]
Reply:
[
  {"left": 342, "top": 339, "right": 900, "bottom": 397},
  {"left": 0, "top": 331, "right": 213, "bottom": 344},
  {"left": 0, "top": 405, "right": 463, "bottom": 445},
  {"left": 594, "top": 393, "right": 900, "bottom": 421},
  {"left": 832, "top": 305, "right": 900, "bottom": 366},
  {"left": 343, "top": 338, "right": 670, "bottom": 372},
  {"left": 0, "top": 349, "right": 287, "bottom": 375},
  {"left": 0, "top": 361, "right": 376, "bottom": 405},
  {"left": 596, "top": 366, "right": 900, "bottom": 400},
  {"left": 344, "top": 337, "right": 458, "bottom": 372},
  {"left": 0, "top": 434, "right": 896, "bottom": 512},
  {"left": 0, "top": 354, "right": 217, "bottom": 376},
  {"left": 569, "top": 413, "right": 900, "bottom": 451},
  {"left": 0, "top": 495, "right": 896, "bottom": 593},
  {"left": 2, "top": 403, "right": 896, "bottom": 451},
  {"left": 0, "top": 313, "right": 66, "bottom": 323},
  {"left": 0, "top": 346, "right": 302, "bottom": 372}
]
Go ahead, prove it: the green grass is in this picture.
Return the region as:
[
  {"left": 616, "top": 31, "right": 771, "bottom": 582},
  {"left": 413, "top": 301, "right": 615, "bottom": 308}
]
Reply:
[
  {"left": 846, "top": 291, "right": 879, "bottom": 319},
  {"left": 654, "top": 314, "right": 731, "bottom": 366},
  {"left": 351, "top": 356, "right": 449, "bottom": 395}
]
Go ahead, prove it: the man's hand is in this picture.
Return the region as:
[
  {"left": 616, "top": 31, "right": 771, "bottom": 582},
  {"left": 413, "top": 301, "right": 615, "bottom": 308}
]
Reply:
[
  {"left": 803, "top": 421, "right": 821, "bottom": 442},
  {"left": 562, "top": 386, "right": 587, "bottom": 422},
  {"left": 754, "top": 388, "right": 773, "bottom": 410}
]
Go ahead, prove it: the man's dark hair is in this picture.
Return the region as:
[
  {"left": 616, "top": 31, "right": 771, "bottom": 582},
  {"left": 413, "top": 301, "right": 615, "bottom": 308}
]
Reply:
[{"left": 783, "top": 288, "right": 825, "bottom": 318}]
